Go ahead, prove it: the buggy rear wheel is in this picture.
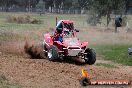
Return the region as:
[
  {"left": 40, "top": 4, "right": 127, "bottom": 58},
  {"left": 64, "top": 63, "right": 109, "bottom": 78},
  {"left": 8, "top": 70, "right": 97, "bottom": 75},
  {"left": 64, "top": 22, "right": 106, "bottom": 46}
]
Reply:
[{"left": 85, "top": 48, "right": 96, "bottom": 65}]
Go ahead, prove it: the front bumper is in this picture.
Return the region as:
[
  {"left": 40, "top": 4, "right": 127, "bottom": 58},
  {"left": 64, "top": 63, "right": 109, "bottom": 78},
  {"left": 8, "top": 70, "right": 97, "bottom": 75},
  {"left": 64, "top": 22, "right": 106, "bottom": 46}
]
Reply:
[
  {"left": 63, "top": 46, "right": 84, "bottom": 56},
  {"left": 66, "top": 49, "right": 83, "bottom": 56}
]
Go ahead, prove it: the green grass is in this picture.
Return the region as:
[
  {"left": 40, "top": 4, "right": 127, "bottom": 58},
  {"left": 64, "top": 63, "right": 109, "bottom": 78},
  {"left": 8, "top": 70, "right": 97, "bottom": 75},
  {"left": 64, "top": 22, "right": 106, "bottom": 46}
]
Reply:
[
  {"left": 93, "top": 44, "right": 132, "bottom": 66},
  {"left": 95, "top": 63, "right": 116, "bottom": 68},
  {"left": 0, "top": 12, "right": 88, "bottom": 31}
]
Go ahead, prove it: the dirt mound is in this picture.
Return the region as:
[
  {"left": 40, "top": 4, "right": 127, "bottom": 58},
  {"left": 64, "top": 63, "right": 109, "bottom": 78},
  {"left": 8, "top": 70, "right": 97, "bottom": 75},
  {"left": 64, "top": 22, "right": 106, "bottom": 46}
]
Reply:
[{"left": 24, "top": 41, "right": 44, "bottom": 59}]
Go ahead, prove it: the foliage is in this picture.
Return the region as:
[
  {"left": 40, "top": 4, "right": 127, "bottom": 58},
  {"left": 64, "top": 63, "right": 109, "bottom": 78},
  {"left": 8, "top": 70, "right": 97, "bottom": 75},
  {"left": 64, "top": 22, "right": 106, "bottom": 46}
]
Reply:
[
  {"left": 0, "top": 0, "right": 130, "bottom": 15},
  {"left": 87, "top": 0, "right": 127, "bottom": 26}
]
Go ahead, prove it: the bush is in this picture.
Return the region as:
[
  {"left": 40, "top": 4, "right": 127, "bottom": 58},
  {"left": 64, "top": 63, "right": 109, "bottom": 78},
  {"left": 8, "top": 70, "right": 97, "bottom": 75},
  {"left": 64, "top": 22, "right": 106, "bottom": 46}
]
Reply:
[
  {"left": 6, "top": 15, "right": 42, "bottom": 24},
  {"left": 31, "top": 19, "right": 42, "bottom": 24}
]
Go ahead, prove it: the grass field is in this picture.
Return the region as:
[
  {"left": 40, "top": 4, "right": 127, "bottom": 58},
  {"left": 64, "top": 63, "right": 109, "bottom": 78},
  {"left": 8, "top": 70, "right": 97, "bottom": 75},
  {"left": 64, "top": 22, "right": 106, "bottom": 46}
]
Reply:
[
  {"left": 94, "top": 44, "right": 132, "bottom": 66},
  {"left": 0, "top": 12, "right": 89, "bottom": 30}
]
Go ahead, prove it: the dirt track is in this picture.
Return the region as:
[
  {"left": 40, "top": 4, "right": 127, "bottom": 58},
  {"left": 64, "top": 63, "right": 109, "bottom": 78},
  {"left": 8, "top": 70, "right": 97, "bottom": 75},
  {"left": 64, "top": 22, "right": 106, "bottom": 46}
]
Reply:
[
  {"left": 0, "top": 29, "right": 132, "bottom": 88},
  {"left": 0, "top": 52, "right": 131, "bottom": 88}
]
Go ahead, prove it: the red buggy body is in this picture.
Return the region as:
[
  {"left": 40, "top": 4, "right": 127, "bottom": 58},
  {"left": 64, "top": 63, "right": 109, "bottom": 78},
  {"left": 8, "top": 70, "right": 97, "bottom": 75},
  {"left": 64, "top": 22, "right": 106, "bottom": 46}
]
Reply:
[{"left": 43, "top": 20, "right": 96, "bottom": 65}]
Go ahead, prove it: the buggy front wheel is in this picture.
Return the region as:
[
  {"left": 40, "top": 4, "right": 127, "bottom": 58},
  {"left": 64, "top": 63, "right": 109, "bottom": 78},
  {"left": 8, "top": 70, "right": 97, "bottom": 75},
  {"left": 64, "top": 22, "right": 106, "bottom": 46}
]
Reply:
[
  {"left": 47, "top": 45, "right": 59, "bottom": 61},
  {"left": 84, "top": 48, "right": 96, "bottom": 65}
]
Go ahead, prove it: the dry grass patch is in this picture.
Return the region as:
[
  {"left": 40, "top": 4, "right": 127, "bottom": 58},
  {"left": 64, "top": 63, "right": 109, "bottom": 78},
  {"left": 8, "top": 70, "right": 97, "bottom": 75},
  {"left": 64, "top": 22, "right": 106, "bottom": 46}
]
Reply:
[{"left": 6, "top": 14, "right": 42, "bottom": 24}]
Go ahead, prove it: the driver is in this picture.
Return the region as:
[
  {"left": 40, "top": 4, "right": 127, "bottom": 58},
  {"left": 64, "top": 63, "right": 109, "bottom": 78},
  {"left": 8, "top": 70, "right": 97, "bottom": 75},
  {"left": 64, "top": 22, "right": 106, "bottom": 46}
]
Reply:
[{"left": 53, "top": 22, "right": 63, "bottom": 42}]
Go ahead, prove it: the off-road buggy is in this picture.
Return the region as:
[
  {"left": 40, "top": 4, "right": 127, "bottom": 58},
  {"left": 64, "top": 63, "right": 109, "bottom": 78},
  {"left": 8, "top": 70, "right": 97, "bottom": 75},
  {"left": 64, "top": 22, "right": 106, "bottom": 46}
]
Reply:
[{"left": 43, "top": 20, "right": 96, "bottom": 65}]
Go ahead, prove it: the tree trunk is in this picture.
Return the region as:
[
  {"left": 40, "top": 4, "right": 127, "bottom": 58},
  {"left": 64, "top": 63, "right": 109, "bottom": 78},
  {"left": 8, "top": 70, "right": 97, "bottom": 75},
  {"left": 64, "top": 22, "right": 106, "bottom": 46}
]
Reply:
[
  {"left": 51, "top": 6, "right": 52, "bottom": 13},
  {"left": 106, "top": 13, "right": 111, "bottom": 27},
  {"left": 115, "top": 26, "right": 117, "bottom": 33},
  {"left": 5, "top": 5, "right": 9, "bottom": 12}
]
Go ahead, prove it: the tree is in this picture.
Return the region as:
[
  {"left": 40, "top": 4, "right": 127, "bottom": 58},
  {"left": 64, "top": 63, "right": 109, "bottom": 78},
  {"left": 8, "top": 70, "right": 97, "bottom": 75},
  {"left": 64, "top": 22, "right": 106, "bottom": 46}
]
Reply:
[
  {"left": 36, "top": 0, "right": 45, "bottom": 15},
  {"left": 63, "top": 0, "right": 73, "bottom": 13},
  {"left": 54, "top": 0, "right": 63, "bottom": 13},
  {"left": 15, "top": 0, "right": 40, "bottom": 11},
  {"left": 43, "top": 0, "right": 54, "bottom": 12},
  {"left": 0, "top": 0, "right": 16, "bottom": 11},
  {"left": 78, "top": 0, "right": 91, "bottom": 10},
  {"left": 87, "top": 0, "right": 126, "bottom": 26}
]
